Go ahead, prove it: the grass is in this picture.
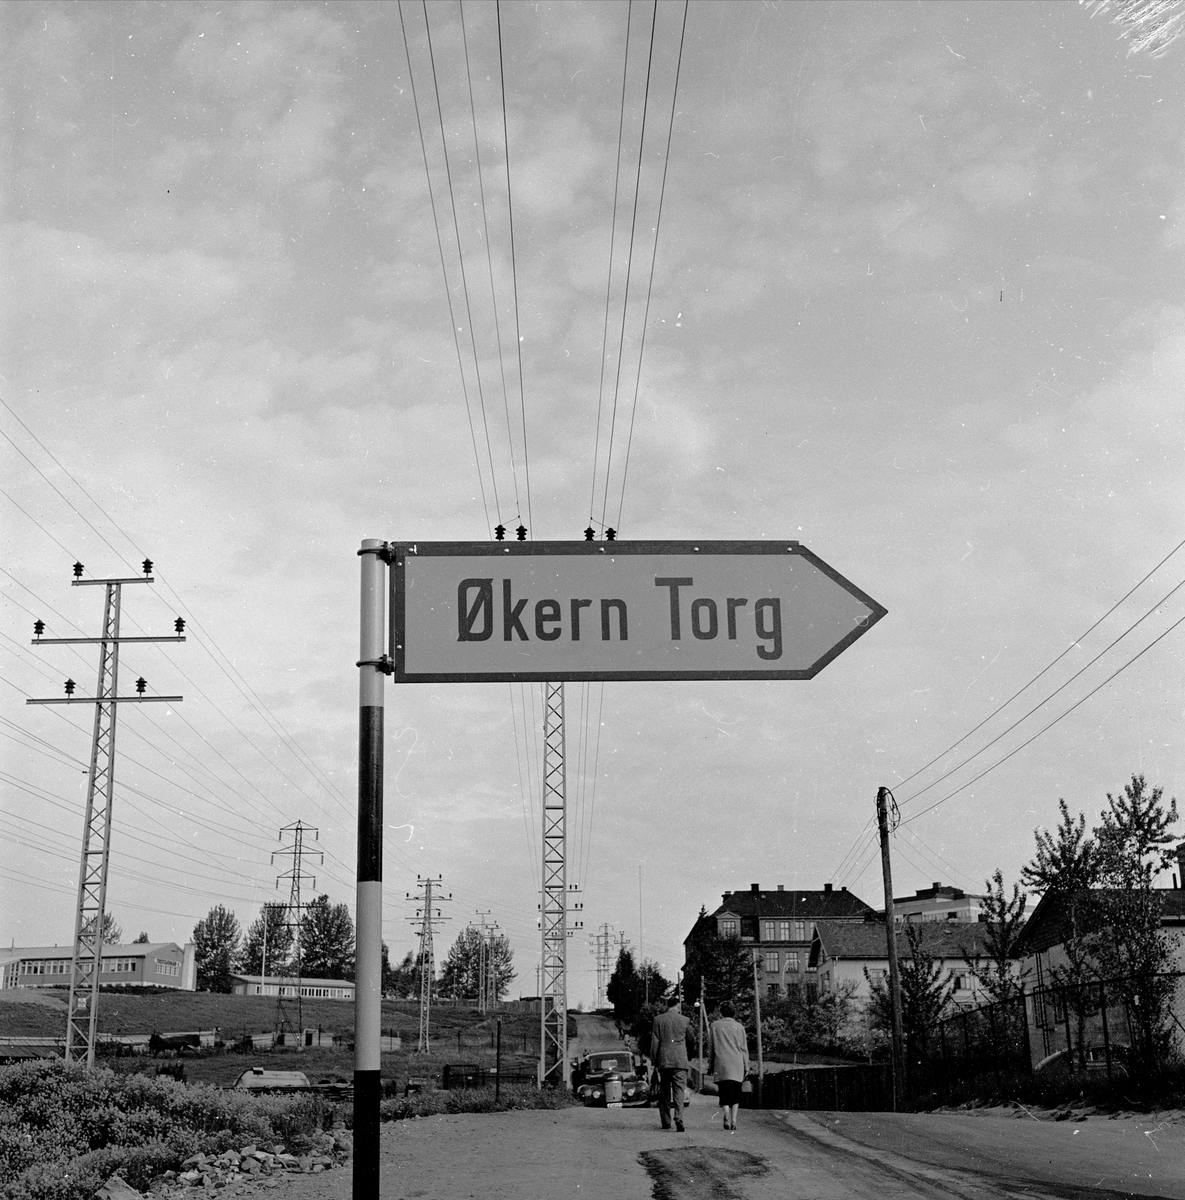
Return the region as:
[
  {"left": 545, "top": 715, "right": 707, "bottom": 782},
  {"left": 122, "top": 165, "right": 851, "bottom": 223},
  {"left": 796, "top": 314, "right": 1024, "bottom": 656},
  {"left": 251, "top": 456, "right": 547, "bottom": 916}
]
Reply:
[{"left": 379, "top": 1083, "right": 573, "bottom": 1121}]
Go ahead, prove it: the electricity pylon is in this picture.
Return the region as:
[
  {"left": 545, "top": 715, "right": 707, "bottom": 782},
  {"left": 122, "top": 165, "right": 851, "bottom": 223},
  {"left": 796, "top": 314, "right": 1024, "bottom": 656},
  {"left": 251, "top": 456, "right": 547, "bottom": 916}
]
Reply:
[
  {"left": 26, "top": 559, "right": 184, "bottom": 1066},
  {"left": 408, "top": 876, "right": 450, "bottom": 1051},
  {"left": 271, "top": 821, "right": 321, "bottom": 1044},
  {"left": 592, "top": 923, "right": 617, "bottom": 1010},
  {"left": 538, "top": 683, "right": 582, "bottom": 1087}
]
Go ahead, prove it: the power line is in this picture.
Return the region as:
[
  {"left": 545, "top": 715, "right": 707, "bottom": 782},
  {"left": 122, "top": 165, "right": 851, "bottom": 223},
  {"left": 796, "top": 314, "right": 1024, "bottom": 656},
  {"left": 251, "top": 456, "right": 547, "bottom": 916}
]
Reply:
[{"left": 901, "top": 610, "right": 1185, "bottom": 828}]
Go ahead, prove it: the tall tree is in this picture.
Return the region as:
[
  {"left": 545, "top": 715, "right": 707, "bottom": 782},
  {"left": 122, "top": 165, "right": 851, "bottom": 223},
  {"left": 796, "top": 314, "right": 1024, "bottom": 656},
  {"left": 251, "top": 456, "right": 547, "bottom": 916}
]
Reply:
[
  {"left": 299, "top": 894, "right": 355, "bottom": 980},
  {"left": 682, "top": 927, "right": 754, "bottom": 1013},
  {"left": 81, "top": 912, "right": 123, "bottom": 944},
  {"left": 132, "top": 931, "right": 149, "bottom": 944},
  {"left": 1021, "top": 799, "right": 1098, "bottom": 895},
  {"left": 240, "top": 903, "right": 294, "bottom": 978},
  {"left": 865, "top": 923, "right": 959, "bottom": 1057},
  {"left": 192, "top": 905, "right": 241, "bottom": 993},
  {"left": 382, "top": 945, "right": 419, "bottom": 998},
  {"left": 1095, "top": 774, "right": 1179, "bottom": 888},
  {"left": 438, "top": 927, "right": 515, "bottom": 1001},
  {"left": 964, "top": 869, "right": 1028, "bottom": 1004}
]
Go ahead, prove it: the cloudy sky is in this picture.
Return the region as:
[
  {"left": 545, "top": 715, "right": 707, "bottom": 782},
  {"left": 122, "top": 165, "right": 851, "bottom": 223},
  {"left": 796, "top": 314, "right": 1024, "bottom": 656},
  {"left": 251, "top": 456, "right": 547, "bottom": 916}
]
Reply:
[{"left": 2, "top": 0, "right": 1182, "bottom": 1006}]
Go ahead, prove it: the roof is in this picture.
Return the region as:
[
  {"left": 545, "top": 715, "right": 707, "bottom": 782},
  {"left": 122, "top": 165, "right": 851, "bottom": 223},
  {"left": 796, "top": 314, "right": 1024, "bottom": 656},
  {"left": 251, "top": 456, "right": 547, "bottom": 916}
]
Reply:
[
  {"left": 9, "top": 943, "right": 184, "bottom": 959},
  {"left": 1013, "top": 889, "right": 1185, "bottom": 958},
  {"left": 232, "top": 974, "right": 355, "bottom": 987},
  {"left": 811, "top": 919, "right": 994, "bottom": 963},
  {"left": 710, "top": 886, "right": 876, "bottom": 921}
]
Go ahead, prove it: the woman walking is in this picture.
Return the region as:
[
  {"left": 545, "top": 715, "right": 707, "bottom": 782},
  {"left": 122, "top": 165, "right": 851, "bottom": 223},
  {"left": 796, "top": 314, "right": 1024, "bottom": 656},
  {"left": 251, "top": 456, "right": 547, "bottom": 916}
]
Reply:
[{"left": 708, "top": 1000, "right": 750, "bottom": 1132}]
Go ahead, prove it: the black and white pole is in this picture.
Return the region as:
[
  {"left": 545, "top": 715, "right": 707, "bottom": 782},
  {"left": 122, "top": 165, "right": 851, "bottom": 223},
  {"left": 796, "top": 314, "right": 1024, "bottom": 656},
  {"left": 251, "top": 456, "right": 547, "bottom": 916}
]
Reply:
[{"left": 355, "top": 539, "right": 387, "bottom": 1197}]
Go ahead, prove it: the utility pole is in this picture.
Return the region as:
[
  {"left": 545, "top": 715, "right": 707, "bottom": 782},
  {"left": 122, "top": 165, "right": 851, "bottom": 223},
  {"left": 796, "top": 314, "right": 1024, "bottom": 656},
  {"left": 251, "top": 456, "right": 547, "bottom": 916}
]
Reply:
[
  {"left": 408, "top": 875, "right": 450, "bottom": 1051},
  {"left": 877, "top": 785, "right": 906, "bottom": 1112},
  {"left": 593, "top": 922, "right": 616, "bottom": 1010},
  {"left": 272, "top": 821, "right": 321, "bottom": 1044},
  {"left": 751, "top": 952, "right": 764, "bottom": 1108},
  {"left": 27, "top": 558, "right": 183, "bottom": 1067}
]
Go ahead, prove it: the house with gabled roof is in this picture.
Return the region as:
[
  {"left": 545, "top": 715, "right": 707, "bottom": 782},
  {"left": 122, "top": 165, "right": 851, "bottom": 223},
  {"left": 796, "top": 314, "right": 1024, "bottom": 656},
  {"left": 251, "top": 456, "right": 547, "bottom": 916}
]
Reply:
[
  {"left": 809, "top": 918, "right": 996, "bottom": 1011},
  {"left": 684, "top": 882, "right": 876, "bottom": 1002}
]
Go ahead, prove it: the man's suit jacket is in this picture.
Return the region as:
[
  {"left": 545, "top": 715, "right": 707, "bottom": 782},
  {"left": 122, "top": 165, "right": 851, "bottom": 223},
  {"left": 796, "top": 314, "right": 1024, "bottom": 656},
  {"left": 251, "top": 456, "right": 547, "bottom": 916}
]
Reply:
[{"left": 649, "top": 1006, "right": 693, "bottom": 1069}]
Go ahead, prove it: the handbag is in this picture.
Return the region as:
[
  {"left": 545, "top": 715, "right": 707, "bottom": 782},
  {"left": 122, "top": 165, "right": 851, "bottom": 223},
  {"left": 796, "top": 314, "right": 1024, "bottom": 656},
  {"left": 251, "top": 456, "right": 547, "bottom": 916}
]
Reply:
[{"left": 740, "top": 1078, "right": 753, "bottom": 1094}]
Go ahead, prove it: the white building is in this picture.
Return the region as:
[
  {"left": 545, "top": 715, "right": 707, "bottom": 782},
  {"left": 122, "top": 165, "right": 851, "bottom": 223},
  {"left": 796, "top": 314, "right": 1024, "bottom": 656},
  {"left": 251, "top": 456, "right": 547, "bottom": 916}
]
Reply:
[{"left": 0, "top": 943, "right": 196, "bottom": 990}]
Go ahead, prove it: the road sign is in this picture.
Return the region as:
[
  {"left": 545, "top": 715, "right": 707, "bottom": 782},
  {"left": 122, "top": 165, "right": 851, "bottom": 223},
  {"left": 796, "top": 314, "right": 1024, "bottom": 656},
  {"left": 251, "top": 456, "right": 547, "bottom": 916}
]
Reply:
[{"left": 389, "top": 540, "right": 884, "bottom": 683}]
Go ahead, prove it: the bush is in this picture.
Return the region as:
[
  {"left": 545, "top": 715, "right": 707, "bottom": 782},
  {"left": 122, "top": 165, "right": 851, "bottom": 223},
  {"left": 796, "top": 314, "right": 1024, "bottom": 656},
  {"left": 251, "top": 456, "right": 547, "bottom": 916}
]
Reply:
[
  {"left": 379, "top": 1083, "right": 572, "bottom": 1122},
  {"left": 0, "top": 1059, "right": 337, "bottom": 1200}
]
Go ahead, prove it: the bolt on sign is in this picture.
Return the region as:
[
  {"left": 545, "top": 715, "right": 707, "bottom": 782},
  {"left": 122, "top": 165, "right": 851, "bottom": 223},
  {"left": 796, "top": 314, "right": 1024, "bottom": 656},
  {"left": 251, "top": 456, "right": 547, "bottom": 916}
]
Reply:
[{"left": 389, "top": 541, "right": 885, "bottom": 683}]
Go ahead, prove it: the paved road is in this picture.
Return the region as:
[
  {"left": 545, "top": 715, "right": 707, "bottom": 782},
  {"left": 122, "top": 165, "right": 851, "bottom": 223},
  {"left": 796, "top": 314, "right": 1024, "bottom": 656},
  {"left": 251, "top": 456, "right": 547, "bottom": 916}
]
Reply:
[{"left": 278, "top": 1094, "right": 1184, "bottom": 1200}]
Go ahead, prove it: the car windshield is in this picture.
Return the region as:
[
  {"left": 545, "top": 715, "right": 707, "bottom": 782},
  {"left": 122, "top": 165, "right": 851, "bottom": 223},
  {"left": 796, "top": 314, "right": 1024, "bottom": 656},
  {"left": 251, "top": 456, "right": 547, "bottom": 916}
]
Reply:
[{"left": 586, "top": 1055, "right": 630, "bottom": 1073}]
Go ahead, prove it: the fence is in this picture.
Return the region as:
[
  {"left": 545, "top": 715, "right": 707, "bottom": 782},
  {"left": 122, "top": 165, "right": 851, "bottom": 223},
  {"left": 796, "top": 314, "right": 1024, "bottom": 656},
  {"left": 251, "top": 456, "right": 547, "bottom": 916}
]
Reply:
[
  {"left": 753, "top": 1063, "right": 892, "bottom": 1111},
  {"left": 911, "top": 971, "right": 1184, "bottom": 1105}
]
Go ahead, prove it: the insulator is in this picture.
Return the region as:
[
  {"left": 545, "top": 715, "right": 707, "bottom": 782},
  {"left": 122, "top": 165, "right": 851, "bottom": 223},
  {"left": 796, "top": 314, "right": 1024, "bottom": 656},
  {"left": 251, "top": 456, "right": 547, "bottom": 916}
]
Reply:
[
  {"left": 174, "top": 617, "right": 185, "bottom": 634},
  {"left": 64, "top": 679, "right": 76, "bottom": 695},
  {"left": 72, "top": 562, "right": 84, "bottom": 579},
  {"left": 604, "top": 528, "right": 616, "bottom": 541},
  {"left": 142, "top": 558, "right": 153, "bottom": 575},
  {"left": 494, "top": 524, "right": 506, "bottom": 542},
  {"left": 33, "top": 620, "right": 45, "bottom": 637},
  {"left": 584, "top": 526, "right": 595, "bottom": 541},
  {"left": 135, "top": 677, "right": 147, "bottom": 695},
  {"left": 515, "top": 524, "right": 527, "bottom": 541}
]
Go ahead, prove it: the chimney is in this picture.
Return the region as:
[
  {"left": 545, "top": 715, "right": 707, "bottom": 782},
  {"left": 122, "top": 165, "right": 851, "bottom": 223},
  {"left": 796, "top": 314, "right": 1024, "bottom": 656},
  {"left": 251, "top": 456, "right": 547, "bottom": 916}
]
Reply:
[
  {"left": 933, "top": 882, "right": 941, "bottom": 891},
  {"left": 750, "top": 883, "right": 760, "bottom": 893},
  {"left": 824, "top": 883, "right": 833, "bottom": 893},
  {"left": 777, "top": 885, "right": 784, "bottom": 892}
]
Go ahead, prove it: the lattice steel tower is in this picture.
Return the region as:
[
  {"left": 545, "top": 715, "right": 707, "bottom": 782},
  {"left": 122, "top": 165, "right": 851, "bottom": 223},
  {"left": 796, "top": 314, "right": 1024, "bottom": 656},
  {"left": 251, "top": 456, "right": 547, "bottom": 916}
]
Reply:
[
  {"left": 539, "top": 682, "right": 579, "bottom": 1086},
  {"left": 272, "top": 820, "right": 321, "bottom": 1042},
  {"left": 26, "top": 560, "right": 183, "bottom": 1066},
  {"left": 408, "top": 876, "right": 450, "bottom": 1052}
]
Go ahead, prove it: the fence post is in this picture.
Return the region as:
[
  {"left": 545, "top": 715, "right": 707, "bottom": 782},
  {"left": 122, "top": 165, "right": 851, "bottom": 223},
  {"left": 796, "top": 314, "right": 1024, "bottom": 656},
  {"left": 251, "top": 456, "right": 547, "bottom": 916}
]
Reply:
[
  {"left": 1099, "top": 981, "right": 1112, "bottom": 1083},
  {"left": 1020, "top": 988, "right": 1033, "bottom": 1075},
  {"left": 1061, "top": 988, "right": 1073, "bottom": 1071}
]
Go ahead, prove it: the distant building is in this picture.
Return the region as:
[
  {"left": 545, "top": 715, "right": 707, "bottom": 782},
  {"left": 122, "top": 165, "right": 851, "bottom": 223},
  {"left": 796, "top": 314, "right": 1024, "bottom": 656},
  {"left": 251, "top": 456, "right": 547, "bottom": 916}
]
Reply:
[
  {"left": 230, "top": 974, "right": 355, "bottom": 1001},
  {"left": 684, "top": 882, "right": 877, "bottom": 1002},
  {"left": 0, "top": 943, "right": 196, "bottom": 991},
  {"left": 890, "top": 882, "right": 985, "bottom": 924}
]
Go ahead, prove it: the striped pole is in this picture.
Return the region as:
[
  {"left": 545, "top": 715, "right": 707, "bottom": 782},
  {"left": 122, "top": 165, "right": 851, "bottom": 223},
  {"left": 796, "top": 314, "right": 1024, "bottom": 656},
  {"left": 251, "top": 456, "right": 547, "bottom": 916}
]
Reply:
[{"left": 355, "top": 539, "right": 387, "bottom": 1198}]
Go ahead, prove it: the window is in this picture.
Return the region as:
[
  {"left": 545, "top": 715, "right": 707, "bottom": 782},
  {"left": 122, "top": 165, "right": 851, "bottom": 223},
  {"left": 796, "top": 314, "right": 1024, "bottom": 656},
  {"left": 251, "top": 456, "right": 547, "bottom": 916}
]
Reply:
[
  {"left": 777, "top": 920, "right": 790, "bottom": 941},
  {"left": 785, "top": 951, "right": 800, "bottom": 973},
  {"left": 791, "top": 920, "right": 806, "bottom": 941},
  {"left": 720, "top": 918, "right": 738, "bottom": 938},
  {"left": 765, "top": 951, "right": 779, "bottom": 974},
  {"left": 767, "top": 983, "right": 780, "bottom": 1000},
  {"left": 155, "top": 959, "right": 179, "bottom": 978},
  {"left": 951, "top": 973, "right": 969, "bottom": 991},
  {"left": 762, "top": 920, "right": 776, "bottom": 942}
]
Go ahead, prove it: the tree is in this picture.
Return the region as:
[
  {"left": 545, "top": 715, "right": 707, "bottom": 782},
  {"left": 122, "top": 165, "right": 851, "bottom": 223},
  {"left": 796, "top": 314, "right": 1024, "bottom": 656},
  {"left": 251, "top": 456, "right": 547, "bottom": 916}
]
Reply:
[
  {"left": 383, "top": 945, "right": 419, "bottom": 998},
  {"left": 240, "top": 904, "right": 294, "bottom": 978},
  {"left": 1021, "top": 799, "right": 1098, "bottom": 895},
  {"left": 762, "top": 980, "right": 860, "bottom": 1057},
  {"left": 132, "top": 931, "right": 149, "bottom": 944},
  {"left": 300, "top": 895, "right": 355, "bottom": 981},
  {"left": 606, "top": 949, "right": 670, "bottom": 1040},
  {"left": 865, "top": 923, "right": 958, "bottom": 1058},
  {"left": 681, "top": 926, "right": 754, "bottom": 1013},
  {"left": 192, "top": 905, "right": 241, "bottom": 992},
  {"left": 1096, "top": 774, "right": 1179, "bottom": 888},
  {"left": 81, "top": 912, "right": 123, "bottom": 944},
  {"left": 964, "top": 870, "right": 1028, "bottom": 1005},
  {"left": 438, "top": 927, "right": 516, "bottom": 1001}
]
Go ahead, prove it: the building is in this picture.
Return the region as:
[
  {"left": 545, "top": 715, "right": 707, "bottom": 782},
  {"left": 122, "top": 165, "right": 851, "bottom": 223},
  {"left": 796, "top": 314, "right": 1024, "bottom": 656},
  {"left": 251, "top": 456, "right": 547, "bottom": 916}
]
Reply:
[
  {"left": 890, "top": 882, "right": 986, "bottom": 923},
  {"left": 229, "top": 973, "right": 355, "bottom": 1001},
  {"left": 684, "top": 882, "right": 877, "bottom": 1002},
  {"left": 1011, "top": 887, "right": 1185, "bottom": 1064},
  {"left": 0, "top": 943, "right": 196, "bottom": 990},
  {"left": 809, "top": 918, "right": 995, "bottom": 1009}
]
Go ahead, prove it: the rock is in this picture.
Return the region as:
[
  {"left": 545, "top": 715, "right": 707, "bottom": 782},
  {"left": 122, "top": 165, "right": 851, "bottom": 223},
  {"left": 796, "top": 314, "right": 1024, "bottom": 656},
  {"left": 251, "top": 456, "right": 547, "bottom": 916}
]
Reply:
[
  {"left": 179, "top": 1171, "right": 202, "bottom": 1184},
  {"left": 96, "top": 1174, "right": 143, "bottom": 1198},
  {"left": 332, "top": 1132, "right": 353, "bottom": 1152}
]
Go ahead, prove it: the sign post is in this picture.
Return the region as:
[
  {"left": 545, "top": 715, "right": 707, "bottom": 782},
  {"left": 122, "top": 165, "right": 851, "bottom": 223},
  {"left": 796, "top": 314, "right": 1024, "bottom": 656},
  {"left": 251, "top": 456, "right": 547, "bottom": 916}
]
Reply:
[{"left": 355, "top": 537, "right": 884, "bottom": 1197}]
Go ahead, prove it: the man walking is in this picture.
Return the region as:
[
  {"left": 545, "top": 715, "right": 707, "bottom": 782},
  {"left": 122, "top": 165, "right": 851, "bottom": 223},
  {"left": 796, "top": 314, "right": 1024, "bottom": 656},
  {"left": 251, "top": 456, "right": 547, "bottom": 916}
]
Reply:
[{"left": 649, "top": 990, "right": 695, "bottom": 1131}]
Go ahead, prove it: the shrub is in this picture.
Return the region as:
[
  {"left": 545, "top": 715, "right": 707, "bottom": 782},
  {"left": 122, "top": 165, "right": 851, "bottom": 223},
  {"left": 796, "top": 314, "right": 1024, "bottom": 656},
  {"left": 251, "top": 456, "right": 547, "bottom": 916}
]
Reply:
[
  {"left": 379, "top": 1082, "right": 572, "bottom": 1122},
  {"left": 0, "top": 1060, "right": 335, "bottom": 1200}
]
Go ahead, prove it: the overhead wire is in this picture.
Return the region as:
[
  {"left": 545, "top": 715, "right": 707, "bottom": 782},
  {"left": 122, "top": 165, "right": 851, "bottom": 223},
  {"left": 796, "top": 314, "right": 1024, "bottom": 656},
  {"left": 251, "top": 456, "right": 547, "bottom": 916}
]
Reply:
[{"left": 423, "top": 0, "right": 504, "bottom": 525}]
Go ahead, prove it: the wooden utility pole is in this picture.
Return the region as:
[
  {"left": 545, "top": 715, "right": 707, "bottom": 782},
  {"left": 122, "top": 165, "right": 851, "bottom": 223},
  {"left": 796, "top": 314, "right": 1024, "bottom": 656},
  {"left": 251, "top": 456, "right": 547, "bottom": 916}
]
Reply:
[
  {"left": 751, "top": 952, "right": 764, "bottom": 1108},
  {"left": 876, "top": 786, "right": 906, "bottom": 1111}
]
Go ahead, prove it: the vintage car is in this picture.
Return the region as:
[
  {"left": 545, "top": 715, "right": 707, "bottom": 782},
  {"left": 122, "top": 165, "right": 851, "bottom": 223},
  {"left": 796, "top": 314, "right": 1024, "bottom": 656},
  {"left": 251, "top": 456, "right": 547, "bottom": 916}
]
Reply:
[{"left": 571, "top": 1049, "right": 652, "bottom": 1107}]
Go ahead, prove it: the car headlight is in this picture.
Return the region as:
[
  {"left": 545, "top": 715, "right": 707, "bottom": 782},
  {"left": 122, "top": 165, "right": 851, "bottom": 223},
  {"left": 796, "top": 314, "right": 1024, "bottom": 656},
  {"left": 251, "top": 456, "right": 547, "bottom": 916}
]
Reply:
[{"left": 592, "top": 1089, "right": 602, "bottom": 1098}]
